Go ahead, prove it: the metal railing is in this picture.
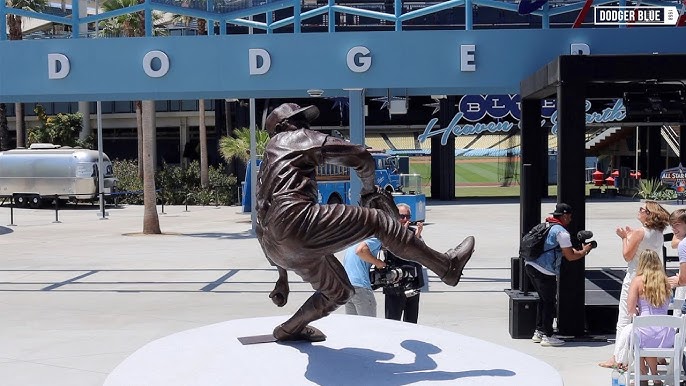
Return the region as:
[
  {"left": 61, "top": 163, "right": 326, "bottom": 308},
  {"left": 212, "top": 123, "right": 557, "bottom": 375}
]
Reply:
[{"left": 661, "top": 125, "right": 680, "bottom": 157}]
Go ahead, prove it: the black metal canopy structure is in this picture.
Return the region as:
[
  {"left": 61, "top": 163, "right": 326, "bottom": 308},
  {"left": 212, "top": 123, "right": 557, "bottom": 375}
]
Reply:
[{"left": 519, "top": 54, "right": 686, "bottom": 337}]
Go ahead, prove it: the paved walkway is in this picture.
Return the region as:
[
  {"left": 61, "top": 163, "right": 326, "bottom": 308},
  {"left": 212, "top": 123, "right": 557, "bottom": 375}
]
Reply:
[{"left": 0, "top": 199, "right": 680, "bottom": 385}]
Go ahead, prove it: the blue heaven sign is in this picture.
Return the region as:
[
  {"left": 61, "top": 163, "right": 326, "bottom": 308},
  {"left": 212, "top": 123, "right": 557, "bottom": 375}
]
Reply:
[{"left": 418, "top": 95, "right": 626, "bottom": 145}]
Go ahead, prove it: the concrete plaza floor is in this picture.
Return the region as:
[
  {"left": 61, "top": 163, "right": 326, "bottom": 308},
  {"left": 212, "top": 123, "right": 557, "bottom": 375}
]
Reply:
[{"left": 0, "top": 198, "right": 681, "bottom": 385}]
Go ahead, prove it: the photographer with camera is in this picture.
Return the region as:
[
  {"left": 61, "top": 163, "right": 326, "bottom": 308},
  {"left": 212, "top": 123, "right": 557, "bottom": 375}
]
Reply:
[
  {"left": 599, "top": 201, "right": 670, "bottom": 369},
  {"left": 343, "top": 237, "right": 386, "bottom": 317},
  {"left": 525, "top": 203, "right": 594, "bottom": 347},
  {"left": 382, "top": 204, "right": 426, "bottom": 324}
]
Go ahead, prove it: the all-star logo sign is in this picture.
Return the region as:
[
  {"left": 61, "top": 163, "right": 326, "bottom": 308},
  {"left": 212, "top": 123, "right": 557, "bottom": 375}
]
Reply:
[
  {"left": 661, "top": 164, "right": 686, "bottom": 199},
  {"left": 418, "top": 94, "right": 626, "bottom": 146}
]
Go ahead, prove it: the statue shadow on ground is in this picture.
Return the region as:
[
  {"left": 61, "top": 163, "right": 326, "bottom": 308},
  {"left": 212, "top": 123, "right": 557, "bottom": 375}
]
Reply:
[
  {"left": 284, "top": 339, "right": 515, "bottom": 385},
  {"left": 0, "top": 226, "right": 14, "bottom": 235}
]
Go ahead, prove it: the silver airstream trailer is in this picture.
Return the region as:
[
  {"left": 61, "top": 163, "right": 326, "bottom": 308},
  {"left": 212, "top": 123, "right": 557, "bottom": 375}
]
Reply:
[{"left": 0, "top": 144, "right": 117, "bottom": 207}]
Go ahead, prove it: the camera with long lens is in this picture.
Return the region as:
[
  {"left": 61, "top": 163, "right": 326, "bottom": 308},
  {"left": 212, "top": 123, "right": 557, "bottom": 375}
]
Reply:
[
  {"left": 370, "top": 265, "right": 417, "bottom": 288},
  {"left": 577, "top": 230, "right": 598, "bottom": 249},
  {"left": 370, "top": 260, "right": 422, "bottom": 297}
]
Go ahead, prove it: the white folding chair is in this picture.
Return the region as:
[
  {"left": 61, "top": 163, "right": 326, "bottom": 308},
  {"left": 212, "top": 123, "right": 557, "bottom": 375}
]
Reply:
[{"left": 625, "top": 315, "right": 686, "bottom": 386}]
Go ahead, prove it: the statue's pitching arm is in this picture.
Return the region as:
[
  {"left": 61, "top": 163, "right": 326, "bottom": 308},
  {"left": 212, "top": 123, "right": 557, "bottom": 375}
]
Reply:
[{"left": 320, "top": 137, "right": 377, "bottom": 195}]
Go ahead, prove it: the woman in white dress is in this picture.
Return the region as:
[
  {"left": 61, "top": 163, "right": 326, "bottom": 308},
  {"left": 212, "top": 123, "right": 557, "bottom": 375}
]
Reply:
[{"left": 599, "top": 200, "right": 670, "bottom": 369}]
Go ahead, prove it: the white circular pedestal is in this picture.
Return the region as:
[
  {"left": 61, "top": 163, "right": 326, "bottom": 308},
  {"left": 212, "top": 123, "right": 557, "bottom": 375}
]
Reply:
[{"left": 105, "top": 314, "right": 561, "bottom": 385}]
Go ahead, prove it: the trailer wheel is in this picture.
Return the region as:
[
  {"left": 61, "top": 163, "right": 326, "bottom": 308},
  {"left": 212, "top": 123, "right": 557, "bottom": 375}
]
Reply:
[
  {"left": 28, "top": 195, "right": 42, "bottom": 209},
  {"left": 14, "top": 195, "right": 27, "bottom": 207},
  {"left": 327, "top": 194, "right": 343, "bottom": 205}
]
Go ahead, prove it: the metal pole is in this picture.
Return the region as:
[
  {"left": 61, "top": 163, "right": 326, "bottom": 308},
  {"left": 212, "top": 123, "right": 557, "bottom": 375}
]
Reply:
[
  {"left": 8, "top": 196, "right": 15, "bottom": 226},
  {"left": 95, "top": 2, "right": 107, "bottom": 220},
  {"left": 248, "top": 15, "right": 256, "bottom": 230},
  {"left": 101, "top": 192, "right": 106, "bottom": 219},
  {"left": 184, "top": 191, "right": 189, "bottom": 212},
  {"left": 53, "top": 194, "right": 61, "bottom": 223},
  {"left": 160, "top": 188, "right": 165, "bottom": 214},
  {"left": 250, "top": 98, "right": 256, "bottom": 230},
  {"left": 97, "top": 101, "right": 107, "bottom": 219}
]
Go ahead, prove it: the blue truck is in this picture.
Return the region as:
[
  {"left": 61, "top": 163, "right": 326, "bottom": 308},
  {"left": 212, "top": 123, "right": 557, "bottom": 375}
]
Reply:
[{"left": 242, "top": 153, "right": 426, "bottom": 222}]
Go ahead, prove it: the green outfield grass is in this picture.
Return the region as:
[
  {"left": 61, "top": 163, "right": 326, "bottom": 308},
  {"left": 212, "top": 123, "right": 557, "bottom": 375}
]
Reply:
[
  {"left": 409, "top": 157, "right": 518, "bottom": 186},
  {"left": 408, "top": 157, "right": 596, "bottom": 198}
]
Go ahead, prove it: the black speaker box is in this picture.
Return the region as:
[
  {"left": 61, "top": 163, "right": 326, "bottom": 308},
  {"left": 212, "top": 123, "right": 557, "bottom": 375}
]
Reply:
[
  {"left": 510, "top": 257, "right": 519, "bottom": 289},
  {"left": 507, "top": 290, "right": 539, "bottom": 339},
  {"left": 510, "top": 256, "right": 534, "bottom": 292}
]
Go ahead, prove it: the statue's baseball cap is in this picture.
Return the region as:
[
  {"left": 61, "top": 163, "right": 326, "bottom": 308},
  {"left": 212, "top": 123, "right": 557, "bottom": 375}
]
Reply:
[{"left": 265, "top": 103, "right": 320, "bottom": 134}]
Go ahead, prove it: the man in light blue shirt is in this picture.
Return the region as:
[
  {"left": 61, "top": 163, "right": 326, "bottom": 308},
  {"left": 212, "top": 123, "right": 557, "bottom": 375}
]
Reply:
[{"left": 343, "top": 237, "right": 385, "bottom": 317}]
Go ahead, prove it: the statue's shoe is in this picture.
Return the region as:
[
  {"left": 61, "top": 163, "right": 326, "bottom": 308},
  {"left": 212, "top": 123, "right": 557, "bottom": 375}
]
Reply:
[
  {"left": 273, "top": 324, "right": 327, "bottom": 342},
  {"left": 441, "top": 236, "right": 475, "bottom": 286}
]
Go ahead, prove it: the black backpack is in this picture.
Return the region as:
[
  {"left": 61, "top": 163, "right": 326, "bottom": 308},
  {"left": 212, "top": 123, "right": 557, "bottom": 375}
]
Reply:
[{"left": 519, "top": 222, "right": 556, "bottom": 261}]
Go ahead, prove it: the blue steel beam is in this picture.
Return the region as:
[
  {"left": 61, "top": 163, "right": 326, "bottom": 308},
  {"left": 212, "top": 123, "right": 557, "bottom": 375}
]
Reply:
[
  {"left": 293, "top": 0, "right": 301, "bottom": 33},
  {"left": 328, "top": 0, "right": 335, "bottom": 33},
  {"left": 270, "top": 6, "right": 328, "bottom": 29},
  {"left": 145, "top": 0, "right": 153, "bottom": 37},
  {"left": 395, "top": 0, "right": 402, "bottom": 30},
  {"left": 0, "top": 0, "right": 5, "bottom": 40},
  {"left": 541, "top": 2, "right": 549, "bottom": 28},
  {"left": 471, "top": 0, "right": 519, "bottom": 14},
  {"left": 330, "top": 5, "right": 396, "bottom": 22},
  {"left": 80, "top": 4, "right": 147, "bottom": 24},
  {"left": 4, "top": 8, "right": 70, "bottom": 24},
  {"left": 230, "top": 18, "right": 268, "bottom": 29},
  {"left": 399, "top": 0, "right": 465, "bottom": 22},
  {"left": 71, "top": 6, "right": 80, "bottom": 38},
  {"left": 639, "top": 0, "right": 683, "bottom": 6}
]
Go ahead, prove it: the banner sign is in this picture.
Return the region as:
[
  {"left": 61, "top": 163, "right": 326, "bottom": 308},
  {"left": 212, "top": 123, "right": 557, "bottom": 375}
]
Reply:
[
  {"left": 418, "top": 94, "right": 626, "bottom": 146},
  {"left": 660, "top": 164, "right": 686, "bottom": 199}
]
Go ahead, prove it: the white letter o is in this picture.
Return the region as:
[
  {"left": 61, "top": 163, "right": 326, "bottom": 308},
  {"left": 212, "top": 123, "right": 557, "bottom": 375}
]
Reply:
[{"left": 143, "top": 50, "right": 170, "bottom": 78}]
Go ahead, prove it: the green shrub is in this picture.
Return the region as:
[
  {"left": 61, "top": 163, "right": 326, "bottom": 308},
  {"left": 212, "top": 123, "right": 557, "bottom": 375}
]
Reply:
[
  {"left": 112, "top": 159, "right": 144, "bottom": 204},
  {"left": 112, "top": 159, "right": 238, "bottom": 206},
  {"left": 635, "top": 178, "right": 677, "bottom": 201}
]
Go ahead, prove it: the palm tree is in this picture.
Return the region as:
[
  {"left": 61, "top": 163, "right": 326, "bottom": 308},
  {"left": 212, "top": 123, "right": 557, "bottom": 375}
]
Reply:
[
  {"left": 99, "top": 0, "right": 163, "bottom": 232},
  {"left": 218, "top": 127, "right": 269, "bottom": 162},
  {"left": 1, "top": 0, "right": 47, "bottom": 149},
  {"left": 99, "top": 0, "right": 164, "bottom": 178},
  {"left": 142, "top": 101, "right": 161, "bottom": 234}
]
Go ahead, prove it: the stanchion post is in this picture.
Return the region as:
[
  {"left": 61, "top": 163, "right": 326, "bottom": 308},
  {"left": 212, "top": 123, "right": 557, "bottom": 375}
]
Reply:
[
  {"left": 8, "top": 195, "right": 15, "bottom": 226},
  {"left": 53, "top": 194, "right": 61, "bottom": 223},
  {"left": 184, "top": 191, "right": 189, "bottom": 212},
  {"left": 100, "top": 192, "right": 107, "bottom": 220},
  {"left": 161, "top": 188, "right": 165, "bottom": 214}
]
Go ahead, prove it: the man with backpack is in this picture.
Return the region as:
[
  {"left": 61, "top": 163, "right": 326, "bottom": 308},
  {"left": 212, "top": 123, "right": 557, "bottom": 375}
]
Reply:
[{"left": 523, "top": 203, "right": 594, "bottom": 347}]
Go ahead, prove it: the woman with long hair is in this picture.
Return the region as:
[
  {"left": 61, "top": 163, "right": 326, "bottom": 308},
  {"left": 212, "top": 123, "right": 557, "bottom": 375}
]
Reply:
[
  {"left": 614, "top": 249, "right": 675, "bottom": 381},
  {"left": 600, "top": 201, "right": 670, "bottom": 368}
]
